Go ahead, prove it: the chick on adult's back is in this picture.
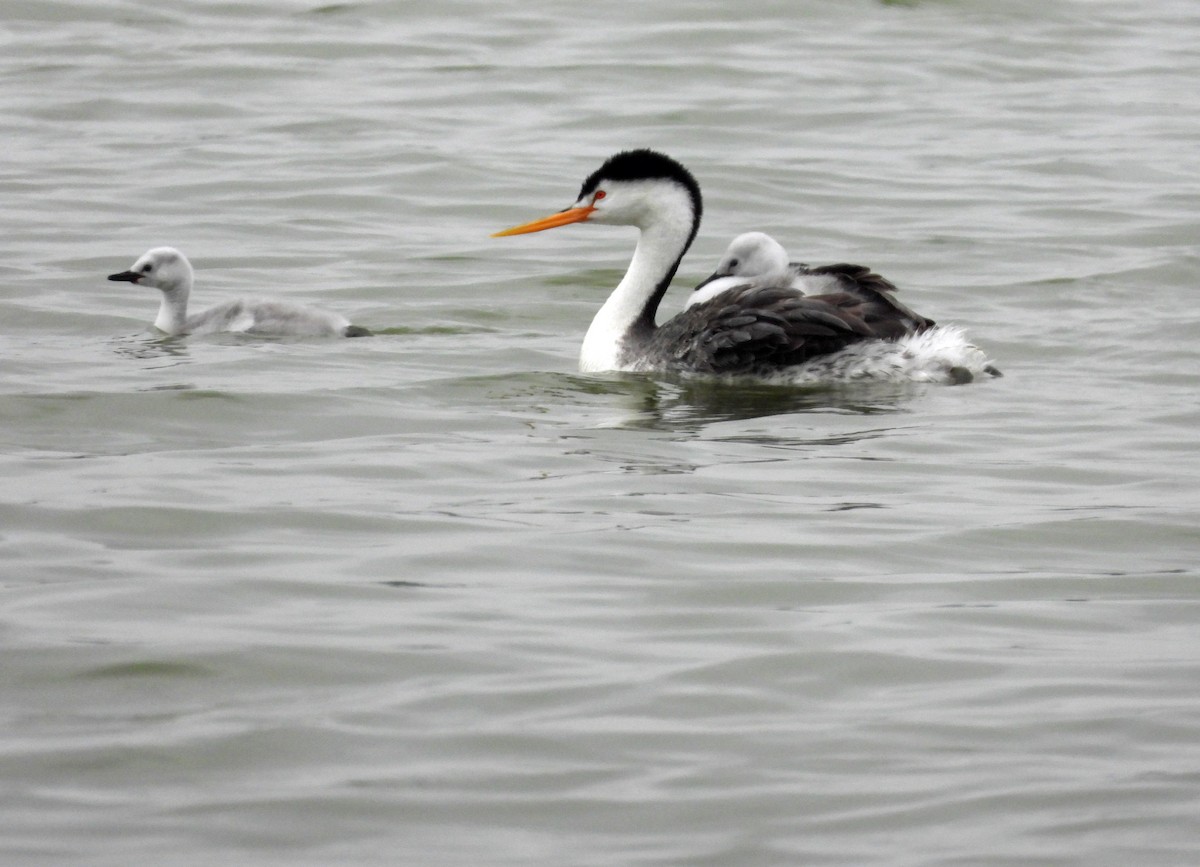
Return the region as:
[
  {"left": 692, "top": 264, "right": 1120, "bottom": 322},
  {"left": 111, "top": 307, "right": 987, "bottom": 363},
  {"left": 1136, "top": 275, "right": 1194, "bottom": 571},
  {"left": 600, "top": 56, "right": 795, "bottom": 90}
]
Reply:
[
  {"left": 108, "top": 247, "right": 370, "bottom": 338},
  {"left": 686, "top": 231, "right": 809, "bottom": 308},
  {"left": 690, "top": 231, "right": 933, "bottom": 338}
]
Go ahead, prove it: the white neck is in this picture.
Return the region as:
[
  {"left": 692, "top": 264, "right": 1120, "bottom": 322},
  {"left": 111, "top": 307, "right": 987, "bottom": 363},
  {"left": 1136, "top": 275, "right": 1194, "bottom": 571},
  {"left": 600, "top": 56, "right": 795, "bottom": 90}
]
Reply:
[
  {"left": 154, "top": 285, "right": 191, "bottom": 335},
  {"left": 579, "top": 197, "right": 695, "bottom": 372}
]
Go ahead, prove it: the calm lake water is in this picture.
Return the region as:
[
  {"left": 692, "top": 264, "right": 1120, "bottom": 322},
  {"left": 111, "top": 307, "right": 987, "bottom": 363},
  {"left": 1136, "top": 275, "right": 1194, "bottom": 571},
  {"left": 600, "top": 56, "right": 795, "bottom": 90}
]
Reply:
[{"left": 2, "top": 0, "right": 1199, "bottom": 864}]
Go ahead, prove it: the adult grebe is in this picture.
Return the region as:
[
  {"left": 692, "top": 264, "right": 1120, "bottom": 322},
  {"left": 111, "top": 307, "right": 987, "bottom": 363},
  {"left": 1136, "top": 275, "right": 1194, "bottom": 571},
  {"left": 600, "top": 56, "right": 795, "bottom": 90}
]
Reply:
[
  {"left": 108, "top": 247, "right": 370, "bottom": 338},
  {"left": 494, "top": 150, "right": 996, "bottom": 382}
]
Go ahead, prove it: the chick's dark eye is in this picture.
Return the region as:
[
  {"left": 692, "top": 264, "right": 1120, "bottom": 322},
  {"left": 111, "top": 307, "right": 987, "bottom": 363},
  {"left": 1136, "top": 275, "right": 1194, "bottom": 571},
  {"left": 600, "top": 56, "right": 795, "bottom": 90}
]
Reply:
[
  {"left": 141, "top": 264, "right": 153, "bottom": 273},
  {"left": 728, "top": 258, "right": 739, "bottom": 268}
]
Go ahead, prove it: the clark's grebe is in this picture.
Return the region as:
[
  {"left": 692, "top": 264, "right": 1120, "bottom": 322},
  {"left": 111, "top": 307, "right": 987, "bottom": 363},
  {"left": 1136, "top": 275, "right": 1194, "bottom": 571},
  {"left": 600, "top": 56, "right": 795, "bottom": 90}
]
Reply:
[
  {"left": 494, "top": 150, "right": 997, "bottom": 383},
  {"left": 108, "top": 247, "right": 370, "bottom": 338}
]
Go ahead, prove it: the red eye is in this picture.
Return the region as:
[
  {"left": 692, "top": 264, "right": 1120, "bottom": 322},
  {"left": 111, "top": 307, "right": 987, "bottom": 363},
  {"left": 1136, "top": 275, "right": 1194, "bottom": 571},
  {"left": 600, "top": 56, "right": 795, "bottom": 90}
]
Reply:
[{"left": 594, "top": 190, "right": 606, "bottom": 201}]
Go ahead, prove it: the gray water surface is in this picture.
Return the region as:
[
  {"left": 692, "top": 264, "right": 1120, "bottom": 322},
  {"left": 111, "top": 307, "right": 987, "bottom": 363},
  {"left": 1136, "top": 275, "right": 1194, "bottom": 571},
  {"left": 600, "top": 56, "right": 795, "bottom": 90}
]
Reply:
[{"left": 2, "top": 1, "right": 1199, "bottom": 864}]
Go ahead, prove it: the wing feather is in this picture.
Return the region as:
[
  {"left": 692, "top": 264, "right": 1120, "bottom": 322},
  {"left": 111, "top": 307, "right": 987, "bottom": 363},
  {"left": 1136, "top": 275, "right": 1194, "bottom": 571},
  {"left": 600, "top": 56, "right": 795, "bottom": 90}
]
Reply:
[{"left": 648, "top": 284, "right": 888, "bottom": 374}]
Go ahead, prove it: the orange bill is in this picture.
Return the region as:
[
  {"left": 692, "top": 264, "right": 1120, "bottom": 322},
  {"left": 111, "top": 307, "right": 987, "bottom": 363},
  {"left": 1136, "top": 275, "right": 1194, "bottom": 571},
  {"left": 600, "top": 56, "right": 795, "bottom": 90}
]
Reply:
[{"left": 491, "top": 205, "right": 596, "bottom": 237}]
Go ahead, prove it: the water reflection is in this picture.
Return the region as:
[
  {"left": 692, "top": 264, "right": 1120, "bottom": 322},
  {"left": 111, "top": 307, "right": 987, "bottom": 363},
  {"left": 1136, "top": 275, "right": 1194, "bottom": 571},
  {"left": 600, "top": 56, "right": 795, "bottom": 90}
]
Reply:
[
  {"left": 447, "top": 370, "right": 924, "bottom": 437},
  {"left": 602, "top": 373, "right": 922, "bottom": 432},
  {"left": 110, "top": 332, "right": 191, "bottom": 365}
]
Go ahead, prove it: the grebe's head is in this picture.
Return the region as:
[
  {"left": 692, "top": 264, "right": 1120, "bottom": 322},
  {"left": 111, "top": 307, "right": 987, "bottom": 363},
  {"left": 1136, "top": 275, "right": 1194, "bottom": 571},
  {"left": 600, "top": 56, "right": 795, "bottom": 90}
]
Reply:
[
  {"left": 711, "top": 232, "right": 790, "bottom": 278},
  {"left": 492, "top": 149, "right": 702, "bottom": 238},
  {"left": 108, "top": 247, "right": 194, "bottom": 294}
]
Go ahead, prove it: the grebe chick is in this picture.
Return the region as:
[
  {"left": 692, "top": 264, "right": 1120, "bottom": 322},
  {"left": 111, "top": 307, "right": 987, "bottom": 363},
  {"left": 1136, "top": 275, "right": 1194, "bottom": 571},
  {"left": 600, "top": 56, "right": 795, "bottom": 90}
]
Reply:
[{"left": 108, "top": 247, "right": 370, "bottom": 338}]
